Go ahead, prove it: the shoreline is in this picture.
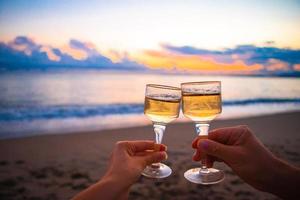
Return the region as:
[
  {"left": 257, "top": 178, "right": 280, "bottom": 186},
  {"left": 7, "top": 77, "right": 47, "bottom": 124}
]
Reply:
[
  {"left": 1, "top": 108, "right": 300, "bottom": 141},
  {"left": 0, "top": 111, "right": 299, "bottom": 199}
]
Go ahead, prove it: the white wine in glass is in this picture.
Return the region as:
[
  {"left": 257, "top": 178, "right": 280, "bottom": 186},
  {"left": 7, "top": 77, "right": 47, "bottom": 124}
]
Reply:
[
  {"left": 142, "top": 84, "right": 181, "bottom": 178},
  {"left": 181, "top": 81, "right": 224, "bottom": 184}
]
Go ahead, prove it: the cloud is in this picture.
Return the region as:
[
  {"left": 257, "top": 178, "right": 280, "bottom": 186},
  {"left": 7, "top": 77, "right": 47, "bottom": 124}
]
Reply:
[
  {"left": 265, "top": 59, "right": 289, "bottom": 71},
  {"left": 136, "top": 49, "right": 263, "bottom": 74},
  {"left": 264, "top": 41, "right": 275, "bottom": 46},
  {"left": 0, "top": 36, "right": 146, "bottom": 71},
  {"left": 67, "top": 39, "right": 114, "bottom": 66},
  {"left": 158, "top": 44, "right": 300, "bottom": 75},
  {"left": 40, "top": 46, "right": 61, "bottom": 61},
  {"left": 294, "top": 64, "right": 300, "bottom": 71},
  {"left": 67, "top": 39, "right": 99, "bottom": 59},
  {"left": 162, "top": 44, "right": 300, "bottom": 66},
  {"left": 8, "top": 36, "right": 40, "bottom": 56},
  {"left": 0, "top": 36, "right": 299, "bottom": 76},
  {"left": 69, "top": 39, "right": 96, "bottom": 52}
]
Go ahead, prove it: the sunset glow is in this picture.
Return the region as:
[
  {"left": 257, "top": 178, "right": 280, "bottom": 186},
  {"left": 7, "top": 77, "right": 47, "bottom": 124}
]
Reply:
[
  {"left": 135, "top": 50, "right": 264, "bottom": 74},
  {"left": 0, "top": 0, "right": 299, "bottom": 75}
]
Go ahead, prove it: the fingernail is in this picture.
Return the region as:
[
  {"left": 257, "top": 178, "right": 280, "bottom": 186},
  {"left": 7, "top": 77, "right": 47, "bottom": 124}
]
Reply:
[
  {"left": 160, "top": 145, "right": 167, "bottom": 151},
  {"left": 199, "top": 140, "right": 209, "bottom": 150}
]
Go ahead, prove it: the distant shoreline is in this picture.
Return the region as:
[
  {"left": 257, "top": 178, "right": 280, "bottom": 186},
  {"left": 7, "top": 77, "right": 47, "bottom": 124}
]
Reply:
[
  {"left": 1, "top": 68, "right": 300, "bottom": 78},
  {"left": 1, "top": 110, "right": 300, "bottom": 141}
]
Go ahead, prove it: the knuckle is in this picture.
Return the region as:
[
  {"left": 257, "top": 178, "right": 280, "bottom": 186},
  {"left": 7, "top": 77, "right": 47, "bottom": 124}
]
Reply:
[
  {"left": 115, "top": 141, "right": 123, "bottom": 147},
  {"left": 239, "top": 125, "right": 252, "bottom": 135},
  {"left": 238, "top": 125, "right": 248, "bottom": 130},
  {"left": 115, "top": 141, "right": 127, "bottom": 148}
]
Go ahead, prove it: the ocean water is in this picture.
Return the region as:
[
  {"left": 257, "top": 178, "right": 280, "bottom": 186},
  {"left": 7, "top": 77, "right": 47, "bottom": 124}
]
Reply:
[{"left": 0, "top": 70, "right": 299, "bottom": 139}]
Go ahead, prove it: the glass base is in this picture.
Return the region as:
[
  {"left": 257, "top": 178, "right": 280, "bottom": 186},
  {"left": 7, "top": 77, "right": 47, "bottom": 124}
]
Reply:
[
  {"left": 142, "top": 163, "right": 172, "bottom": 179},
  {"left": 184, "top": 167, "right": 225, "bottom": 185}
]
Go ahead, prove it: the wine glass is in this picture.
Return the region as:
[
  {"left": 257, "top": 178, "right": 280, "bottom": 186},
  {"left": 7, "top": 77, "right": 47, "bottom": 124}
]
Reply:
[
  {"left": 181, "top": 81, "right": 224, "bottom": 184},
  {"left": 142, "top": 84, "right": 181, "bottom": 178}
]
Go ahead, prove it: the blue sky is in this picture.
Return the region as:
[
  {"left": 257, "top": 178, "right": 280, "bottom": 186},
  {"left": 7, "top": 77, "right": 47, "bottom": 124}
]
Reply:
[{"left": 1, "top": 0, "right": 300, "bottom": 49}]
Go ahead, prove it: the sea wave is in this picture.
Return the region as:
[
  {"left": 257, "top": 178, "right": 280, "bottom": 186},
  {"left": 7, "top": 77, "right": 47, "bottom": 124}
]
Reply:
[{"left": 1, "top": 98, "right": 300, "bottom": 122}]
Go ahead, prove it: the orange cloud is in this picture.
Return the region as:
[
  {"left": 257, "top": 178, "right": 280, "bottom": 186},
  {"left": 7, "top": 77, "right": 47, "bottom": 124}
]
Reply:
[
  {"left": 40, "top": 46, "right": 60, "bottom": 61},
  {"left": 84, "top": 42, "right": 96, "bottom": 49},
  {"left": 265, "top": 59, "right": 289, "bottom": 71},
  {"left": 134, "top": 50, "right": 263, "bottom": 74},
  {"left": 102, "top": 50, "right": 128, "bottom": 63},
  {"left": 10, "top": 43, "right": 31, "bottom": 55},
  {"left": 60, "top": 45, "right": 88, "bottom": 60},
  {"left": 293, "top": 64, "right": 300, "bottom": 71}
]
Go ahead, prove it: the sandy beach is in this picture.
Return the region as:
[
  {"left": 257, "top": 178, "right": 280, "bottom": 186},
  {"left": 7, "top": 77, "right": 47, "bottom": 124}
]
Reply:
[{"left": 0, "top": 111, "right": 299, "bottom": 200}]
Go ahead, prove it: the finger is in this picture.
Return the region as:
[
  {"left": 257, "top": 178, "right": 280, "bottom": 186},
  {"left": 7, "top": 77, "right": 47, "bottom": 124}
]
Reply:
[
  {"left": 208, "top": 125, "right": 247, "bottom": 144},
  {"left": 192, "top": 147, "right": 207, "bottom": 161},
  {"left": 209, "top": 155, "right": 223, "bottom": 162},
  {"left": 192, "top": 137, "right": 199, "bottom": 149},
  {"left": 193, "top": 152, "right": 222, "bottom": 166},
  {"left": 193, "top": 151, "right": 214, "bottom": 167},
  {"left": 192, "top": 148, "right": 208, "bottom": 161},
  {"left": 135, "top": 150, "right": 166, "bottom": 157},
  {"left": 143, "top": 152, "right": 168, "bottom": 165},
  {"left": 192, "top": 151, "right": 214, "bottom": 161},
  {"left": 154, "top": 144, "right": 167, "bottom": 152},
  {"left": 192, "top": 135, "right": 208, "bottom": 149},
  {"left": 206, "top": 156, "right": 214, "bottom": 168},
  {"left": 122, "top": 140, "right": 167, "bottom": 153},
  {"left": 197, "top": 139, "right": 235, "bottom": 161},
  {"left": 135, "top": 152, "right": 150, "bottom": 156},
  {"left": 193, "top": 149, "right": 202, "bottom": 161}
]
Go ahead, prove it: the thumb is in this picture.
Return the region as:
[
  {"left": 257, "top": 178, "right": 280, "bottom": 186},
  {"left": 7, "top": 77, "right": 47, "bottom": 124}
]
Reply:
[
  {"left": 143, "top": 152, "right": 167, "bottom": 166},
  {"left": 198, "top": 139, "right": 234, "bottom": 161}
]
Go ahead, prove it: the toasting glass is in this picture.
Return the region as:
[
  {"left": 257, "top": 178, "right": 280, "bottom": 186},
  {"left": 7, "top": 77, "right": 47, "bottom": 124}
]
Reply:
[
  {"left": 142, "top": 84, "right": 181, "bottom": 178},
  {"left": 181, "top": 81, "right": 224, "bottom": 184}
]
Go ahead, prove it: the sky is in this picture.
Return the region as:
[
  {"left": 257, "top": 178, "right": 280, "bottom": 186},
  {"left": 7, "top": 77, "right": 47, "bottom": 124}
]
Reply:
[{"left": 0, "top": 0, "right": 300, "bottom": 75}]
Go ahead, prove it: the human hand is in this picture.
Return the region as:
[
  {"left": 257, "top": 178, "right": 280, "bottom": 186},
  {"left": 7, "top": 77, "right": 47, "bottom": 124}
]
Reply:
[
  {"left": 192, "top": 126, "right": 300, "bottom": 199},
  {"left": 104, "top": 140, "right": 167, "bottom": 186},
  {"left": 72, "top": 140, "right": 167, "bottom": 200}
]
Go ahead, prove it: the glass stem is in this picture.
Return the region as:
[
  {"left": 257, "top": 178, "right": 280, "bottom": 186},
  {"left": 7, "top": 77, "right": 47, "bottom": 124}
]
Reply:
[
  {"left": 150, "top": 123, "right": 166, "bottom": 168},
  {"left": 153, "top": 123, "right": 166, "bottom": 144},
  {"left": 195, "top": 123, "right": 210, "bottom": 172}
]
